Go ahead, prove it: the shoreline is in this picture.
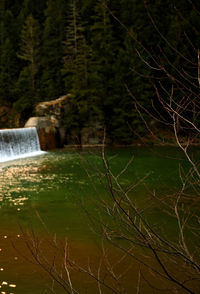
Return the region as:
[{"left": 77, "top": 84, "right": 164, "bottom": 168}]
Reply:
[{"left": 61, "top": 142, "right": 200, "bottom": 150}]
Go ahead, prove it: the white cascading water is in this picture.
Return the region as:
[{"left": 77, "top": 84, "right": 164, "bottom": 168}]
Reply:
[{"left": 0, "top": 127, "right": 45, "bottom": 163}]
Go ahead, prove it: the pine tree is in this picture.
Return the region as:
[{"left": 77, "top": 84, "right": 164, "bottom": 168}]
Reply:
[
  {"left": 90, "top": 1, "right": 123, "bottom": 142},
  {"left": 0, "top": 9, "right": 19, "bottom": 105},
  {"left": 62, "top": 0, "right": 85, "bottom": 91},
  {"left": 62, "top": 1, "right": 103, "bottom": 140},
  {"left": 17, "top": 0, "right": 46, "bottom": 27},
  {"left": 18, "top": 15, "right": 41, "bottom": 97},
  {"left": 14, "top": 14, "right": 41, "bottom": 114},
  {"left": 41, "top": 0, "right": 67, "bottom": 100}
]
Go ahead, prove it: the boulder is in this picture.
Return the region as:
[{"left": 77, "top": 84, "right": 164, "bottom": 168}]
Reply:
[
  {"left": 25, "top": 94, "right": 103, "bottom": 149},
  {"left": 35, "top": 95, "right": 70, "bottom": 117},
  {"left": 24, "top": 96, "right": 71, "bottom": 150},
  {"left": 25, "top": 117, "right": 52, "bottom": 130},
  {"left": 25, "top": 116, "right": 59, "bottom": 150}
]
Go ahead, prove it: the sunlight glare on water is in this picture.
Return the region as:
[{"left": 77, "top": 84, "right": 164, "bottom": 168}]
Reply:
[
  {"left": 0, "top": 151, "right": 83, "bottom": 294},
  {"left": 0, "top": 151, "right": 86, "bottom": 210},
  {"left": 0, "top": 147, "right": 196, "bottom": 294}
]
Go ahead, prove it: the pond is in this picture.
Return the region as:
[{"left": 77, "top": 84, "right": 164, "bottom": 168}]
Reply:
[{"left": 0, "top": 147, "right": 199, "bottom": 294}]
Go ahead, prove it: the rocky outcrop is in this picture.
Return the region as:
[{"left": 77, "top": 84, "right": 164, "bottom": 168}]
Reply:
[
  {"left": 24, "top": 117, "right": 58, "bottom": 150},
  {"left": 25, "top": 95, "right": 70, "bottom": 150},
  {"left": 35, "top": 95, "right": 70, "bottom": 118},
  {"left": 24, "top": 93, "right": 103, "bottom": 149}
]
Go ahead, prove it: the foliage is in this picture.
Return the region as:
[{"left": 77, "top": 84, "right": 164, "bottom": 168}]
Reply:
[
  {"left": 17, "top": 14, "right": 41, "bottom": 111},
  {"left": 0, "top": 0, "right": 199, "bottom": 142},
  {"left": 4, "top": 1, "right": 200, "bottom": 293}
]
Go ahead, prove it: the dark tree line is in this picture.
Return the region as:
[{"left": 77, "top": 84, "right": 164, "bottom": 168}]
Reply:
[{"left": 0, "top": 0, "right": 200, "bottom": 143}]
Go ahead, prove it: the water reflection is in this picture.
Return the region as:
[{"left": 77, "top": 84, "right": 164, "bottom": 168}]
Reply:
[
  {"left": 0, "top": 231, "right": 26, "bottom": 294},
  {"left": 0, "top": 281, "right": 17, "bottom": 294},
  {"left": 0, "top": 281, "right": 17, "bottom": 291},
  {"left": 0, "top": 152, "right": 79, "bottom": 209},
  {"left": 0, "top": 148, "right": 196, "bottom": 294}
]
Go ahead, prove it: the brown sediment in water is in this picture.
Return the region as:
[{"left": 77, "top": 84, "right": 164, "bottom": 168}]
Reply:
[{"left": 0, "top": 227, "right": 198, "bottom": 294}]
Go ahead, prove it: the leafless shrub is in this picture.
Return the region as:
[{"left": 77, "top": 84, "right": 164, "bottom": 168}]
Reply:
[{"left": 19, "top": 1, "right": 200, "bottom": 293}]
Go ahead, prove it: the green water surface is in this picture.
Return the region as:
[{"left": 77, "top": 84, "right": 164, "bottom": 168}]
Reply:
[{"left": 0, "top": 147, "right": 198, "bottom": 293}]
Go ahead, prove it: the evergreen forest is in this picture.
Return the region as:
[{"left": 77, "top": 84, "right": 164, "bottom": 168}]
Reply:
[{"left": 0, "top": 0, "right": 200, "bottom": 144}]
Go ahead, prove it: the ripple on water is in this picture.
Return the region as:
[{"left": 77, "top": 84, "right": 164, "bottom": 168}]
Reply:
[{"left": 0, "top": 151, "right": 85, "bottom": 209}]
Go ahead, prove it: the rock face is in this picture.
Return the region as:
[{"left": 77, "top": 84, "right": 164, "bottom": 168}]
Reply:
[
  {"left": 25, "top": 117, "right": 58, "bottom": 150},
  {"left": 35, "top": 95, "right": 69, "bottom": 118},
  {"left": 25, "top": 95, "right": 70, "bottom": 150},
  {"left": 0, "top": 106, "right": 20, "bottom": 128},
  {"left": 25, "top": 94, "right": 103, "bottom": 150}
]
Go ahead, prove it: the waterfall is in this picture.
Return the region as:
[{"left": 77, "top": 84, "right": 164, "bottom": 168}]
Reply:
[{"left": 0, "top": 127, "right": 45, "bottom": 163}]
